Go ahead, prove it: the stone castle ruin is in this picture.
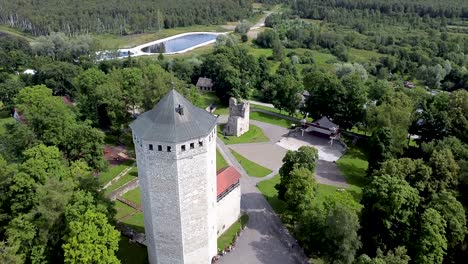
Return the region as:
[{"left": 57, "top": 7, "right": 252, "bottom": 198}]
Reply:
[{"left": 223, "top": 98, "right": 250, "bottom": 137}]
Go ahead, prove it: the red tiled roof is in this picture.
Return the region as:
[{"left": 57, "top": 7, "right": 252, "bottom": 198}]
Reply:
[
  {"left": 62, "top": 95, "right": 73, "bottom": 105},
  {"left": 216, "top": 166, "right": 240, "bottom": 196}
]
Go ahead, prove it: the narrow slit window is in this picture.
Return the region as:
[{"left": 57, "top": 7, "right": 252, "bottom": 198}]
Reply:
[
  {"left": 199, "top": 140, "right": 203, "bottom": 147},
  {"left": 158, "top": 145, "right": 162, "bottom": 151},
  {"left": 190, "top": 143, "right": 195, "bottom": 149},
  {"left": 149, "top": 144, "right": 153, "bottom": 151},
  {"left": 181, "top": 145, "right": 186, "bottom": 151},
  {"left": 167, "top": 146, "right": 172, "bottom": 152}
]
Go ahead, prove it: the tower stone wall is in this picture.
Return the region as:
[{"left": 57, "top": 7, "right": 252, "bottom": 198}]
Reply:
[
  {"left": 223, "top": 98, "right": 250, "bottom": 137},
  {"left": 133, "top": 127, "right": 217, "bottom": 264}
]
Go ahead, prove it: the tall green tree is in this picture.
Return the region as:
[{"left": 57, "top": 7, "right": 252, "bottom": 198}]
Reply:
[
  {"left": 62, "top": 210, "right": 120, "bottom": 264},
  {"left": 415, "top": 208, "right": 447, "bottom": 264},
  {"left": 429, "top": 192, "right": 467, "bottom": 249},
  {"left": 360, "top": 175, "right": 420, "bottom": 253},
  {"left": 284, "top": 167, "right": 317, "bottom": 214},
  {"left": 277, "top": 146, "right": 318, "bottom": 200},
  {"left": 366, "top": 91, "right": 414, "bottom": 155},
  {"left": 322, "top": 204, "right": 361, "bottom": 264},
  {"left": 356, "top": 247, "right": 411, "bottom": 264}
]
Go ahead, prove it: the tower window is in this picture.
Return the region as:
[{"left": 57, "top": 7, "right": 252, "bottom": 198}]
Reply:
[
  {"left": 167, "top": 146, "right": 172, "bottom": 152},
  {"left": 158, "top": 145, "right": 162, "bottom": 151},
  {"left": 181, "top": 145, "right": 186, "bottom": 151},
  {"left": 149, "top": 144, "right": 153, "bottom": 151},
  {"left": 190, "top": 143, "right": 194, "bottom": 149},
  {"left": 199, "top": 140, "right": 203, "bottom": 147}
]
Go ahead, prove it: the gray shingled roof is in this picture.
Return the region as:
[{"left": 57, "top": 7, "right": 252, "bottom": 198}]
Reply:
[
  {"left": 312, "top": 116, "right": 338, "bottom": 129},
  {"left": 130, "top": 89, "right": 217, "bottom": 143},
  {"left": 196, "top": 77, "right": 213, "bottom": 88}
]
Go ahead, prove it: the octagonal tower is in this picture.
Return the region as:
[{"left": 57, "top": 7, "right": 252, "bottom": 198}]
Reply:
[{"left": 130, "top": 89, "right": 217, "bottom": 264}]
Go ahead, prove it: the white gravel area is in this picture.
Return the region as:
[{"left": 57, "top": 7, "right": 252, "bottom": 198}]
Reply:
[{"left": 276, "top": 131, "right": 345, "bottom": 162}]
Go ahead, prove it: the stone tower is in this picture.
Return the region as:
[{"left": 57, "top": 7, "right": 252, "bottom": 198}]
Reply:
[
  {"left": 130, "top": 89, "right": 218, "bottom": 264},
  {"left": 223, "top": 98, "right": 250, "bottom": 137}
]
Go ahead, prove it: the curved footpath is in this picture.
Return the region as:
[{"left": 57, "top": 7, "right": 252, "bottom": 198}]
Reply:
[{"left": 216, "top": 120, "right": 309, "bottom": 264}]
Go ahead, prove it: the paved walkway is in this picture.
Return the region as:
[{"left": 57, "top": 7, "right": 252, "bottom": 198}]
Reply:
[
  {"left": 216, "top": 138, "right": 308, "bottom": 264},
  {"left": 225, "top": 118, "right": 348, "bottom": 187}
]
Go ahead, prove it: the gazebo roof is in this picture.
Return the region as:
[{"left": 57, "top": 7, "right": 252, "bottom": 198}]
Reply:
[{"left": 312, "top": 116, "right": 338, "bottom": 129}]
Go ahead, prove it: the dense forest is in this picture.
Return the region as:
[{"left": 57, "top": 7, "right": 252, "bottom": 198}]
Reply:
[{"left": 0, "top": 0, "right": 252, "bottom": 35}]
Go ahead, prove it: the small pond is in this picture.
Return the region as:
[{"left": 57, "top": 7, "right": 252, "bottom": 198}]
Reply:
[{"left": 141, "top": 33, "right": 218, "bottom": 54}]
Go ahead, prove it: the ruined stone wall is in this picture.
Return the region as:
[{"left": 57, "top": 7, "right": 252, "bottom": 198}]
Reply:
[{"left": 223, "top": 98, "right": 250, "bottom": 137}]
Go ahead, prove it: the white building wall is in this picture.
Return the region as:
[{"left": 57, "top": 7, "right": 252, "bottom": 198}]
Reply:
[
  {"left": 133, "top": 127, "right": 217, "bottom": 264},
  {"left": 216, "top": 185, "right": 241, "bottom": 237}
]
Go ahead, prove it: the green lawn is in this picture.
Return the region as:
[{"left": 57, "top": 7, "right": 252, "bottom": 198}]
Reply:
[
  {"left": 218, "top": 124, "right": 269, "bottom": 145},
  {"left": 258, "top": 176, "right": 363, "bottom": 217},
  {"left": 114, "top": 201, "right": 137, "bottom": 220},
  {"left": 251, "top": 104, "right": 313, "bottom": 121},
  {"left": 316, "top": 184, "right": 343, "bottom": 204},
  {"left": 122, "top": 187, "right": 142, "bottom": 207},
  {"left": 99, "top": 160, "right": 134, "bottom": 185},
  {"left": 213, "top": 105, "right": 230, "bottom": 115},
  {"left": 336, "top": 146, "right": 368, "bottom": 200},
  {"left": 104, "top": 169, "right": 138, "bottom": 195},
  {"left": 122, "top": 212, "right": 145, "bottom": 233},
  {"left": 0, "top": 110, "right": 14, "bottom": 135},
  {"left": 116, "top": 235, "right": 148, "bottom": 264},
  {"left": 230, "top": 149, "right": 272, "bottom": 177},
  {"left": 250, "top": 111, "right": 297, "bottom": 128},
  {"left": 0, "top": 25, "right": 35, "bottom": 41},
  {"left": 256, "top": 174, "right": 286, "bottom": 214},
  {"left": 216, "top": 149, "right": 229, "bottom": 171},
  {"left": 217, "top": 214, "right": 249, "bottom": 250},
  {"left": 349, "top": 48, "right": 382, "bottom": 63}
]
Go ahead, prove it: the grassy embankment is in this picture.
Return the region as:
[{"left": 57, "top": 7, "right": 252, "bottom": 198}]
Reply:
[
  {"left": 218, "top": 124, "right": 269, "bottom": 145},
  {"left": 230, "top": 149, "right": 272, "bottom": 177},
  {"left": 217, "top": 149, "right": 229, "bottom": 171},
  {"left": 217, "top": 214, "right": 249, "bottom": 250}
]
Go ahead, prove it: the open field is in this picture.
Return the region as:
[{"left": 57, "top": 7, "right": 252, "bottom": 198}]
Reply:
[
  {"left": 115, "top": 201, "right": 136, "bottom": 220},
  {"left": 336, "top": 146, "right": 368, "bottom": 200},
  {"left": 104, "top": 171, "right": 138, "bottom": 195},
  {"left": 218, "top": 124, "right": 269, "bottom": 145},
  {"left": 122, "top": 187, "right": 142, "bottom": 207},
  {"left": 122, "top": 212, "right": 145, "bottom": 233},
  {"left": 0, "top": 25, "right": 35, "bottom": 41},
  {"left": 98, "top": 160, "right": 134, "bottom": 185},
  {"left": 231, "top": 149, "right": 272, "bottom": 177},
  {"left": 250, "top": 111, "right": 297, "bottom": 128}
]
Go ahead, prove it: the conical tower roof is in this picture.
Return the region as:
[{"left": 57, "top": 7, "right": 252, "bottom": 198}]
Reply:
[{"left": 130, "top": 89, "right": 217, "bottom": 143}]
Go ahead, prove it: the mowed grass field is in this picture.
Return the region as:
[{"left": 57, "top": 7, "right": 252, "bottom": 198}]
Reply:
[
  {"left": 230, "top": 149, "right": 272, "bottom": 177},
  {"left": 218, "top": 124, "right": 269, "bottom": 145}
]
